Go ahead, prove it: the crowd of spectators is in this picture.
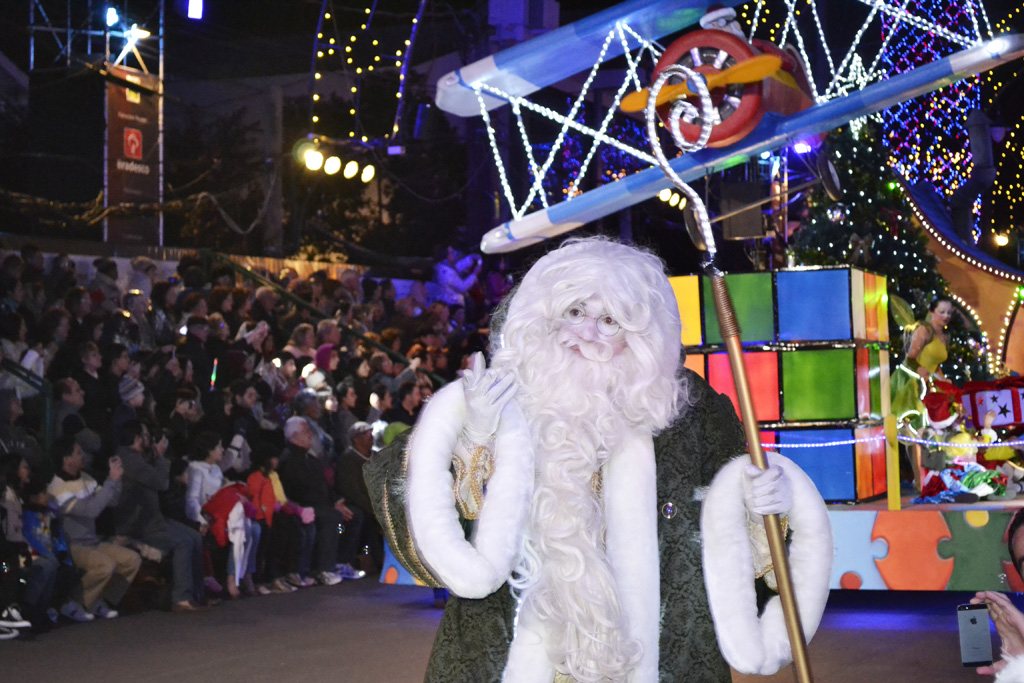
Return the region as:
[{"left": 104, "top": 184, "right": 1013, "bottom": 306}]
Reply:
[{"left": 0, "top": 242, "right": 508, "bottom": 638}]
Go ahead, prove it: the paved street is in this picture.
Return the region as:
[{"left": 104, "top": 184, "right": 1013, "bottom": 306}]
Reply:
[{"left": 3, "top": 578, "right": 1006, "bottom": 682}]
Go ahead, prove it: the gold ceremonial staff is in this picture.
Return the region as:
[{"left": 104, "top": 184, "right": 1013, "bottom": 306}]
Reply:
[{"left": 643, "top": 66, "right": 813, "bottom": 683}]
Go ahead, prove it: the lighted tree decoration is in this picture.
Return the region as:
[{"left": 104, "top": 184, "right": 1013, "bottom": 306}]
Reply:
[
  {"left": 790, "top": 122, "right": 989, "bottom": 383},
  {"left": 880, "top": 1, "right": 981, "bottom": 196}
]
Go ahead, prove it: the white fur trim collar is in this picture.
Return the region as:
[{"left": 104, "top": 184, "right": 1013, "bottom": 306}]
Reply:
[
  {"left": 603, "top": 427, "right": 660, "bottom": 682},
  {"left": 504, "top": 427, "right": 660, "bottom": 683},
  {"left": 701, "top": 453, "right": 833, "bottom": 675}
]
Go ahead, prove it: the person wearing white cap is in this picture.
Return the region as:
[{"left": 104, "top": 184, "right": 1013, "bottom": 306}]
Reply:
[{"left": 335, "top": 421, "right": 378, "bottom": 572}]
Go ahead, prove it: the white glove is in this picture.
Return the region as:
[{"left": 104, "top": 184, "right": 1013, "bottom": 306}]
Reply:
[
  {"left": 461, "top": 352, "right": 517, "bottom": 445},
  {"left": 742, "top": 464, "right": 792, "bottom": 519}
]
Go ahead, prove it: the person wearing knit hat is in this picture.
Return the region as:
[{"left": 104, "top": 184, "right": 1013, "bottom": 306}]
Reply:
[
  {"left": 314, "top": 344, "right": 338, "bottom": 375},
  {"left": 113, "top": 377, "right": 146, "bottom": 435},
  {"left": 119, "top": 377, "right": 145, "bottom": 406}
]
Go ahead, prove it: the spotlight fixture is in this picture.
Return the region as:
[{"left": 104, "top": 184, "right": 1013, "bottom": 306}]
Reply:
[
  {"left": 323, "top": 156, "right": 342, "bottom": 175},
  {"left": 304, "top": 149, "right": 324, "bottom": 171}
]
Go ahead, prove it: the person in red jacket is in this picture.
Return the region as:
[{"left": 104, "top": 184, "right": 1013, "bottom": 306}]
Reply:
[{"left": 246, "top": 446, "right": 316, "bottom": 592}]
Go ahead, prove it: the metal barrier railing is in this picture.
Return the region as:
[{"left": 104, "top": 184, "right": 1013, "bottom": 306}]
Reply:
[{"left": 1, "top": 358, "right": 53, "bottom": 455}]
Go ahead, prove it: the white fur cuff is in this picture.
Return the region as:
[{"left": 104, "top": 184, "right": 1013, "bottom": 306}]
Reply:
[
  {"left": 701, "top": 453, "right": 833, "bottom": 675},
  {"left": 406, "top": 381, "right": 536, "bottom": 598}
]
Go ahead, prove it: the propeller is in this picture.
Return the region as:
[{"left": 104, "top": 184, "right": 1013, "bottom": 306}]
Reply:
[{"left": 620, "top": 54, "right": 782, "bottom": 113}]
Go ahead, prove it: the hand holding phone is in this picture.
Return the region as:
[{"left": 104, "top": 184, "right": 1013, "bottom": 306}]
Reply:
[
  {"left": 972, "top": 591, "right": 1024, "bottom": 675},
  {"left": 958, "top": 603, "right": 994, "bottom": 667}
]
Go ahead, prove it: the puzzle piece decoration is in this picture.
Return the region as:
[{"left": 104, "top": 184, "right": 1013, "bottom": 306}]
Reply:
[
  {"left": 828, "top": 510, "right": 887, "bottom": 589},
  {"left": 937, "top": 510, "right": 1017, "bottom": 592},
  {"left": 379, "top": 540, "right": 428, "bottom": 586},
  {"left": 873, "top": 510, "right": 952, "bottom": 590}
]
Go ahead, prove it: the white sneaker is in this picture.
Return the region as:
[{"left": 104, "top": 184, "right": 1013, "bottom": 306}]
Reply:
[
  {"left": 0, "top": 627, "right": 18, "bottom": 641},
  {"left": 335, "top": 563, "right": 367, "bottom": 580},
  {"left": 315, "top": 571, "right": 342, "bottom": 586},
  {"left": 270, "top": 578, "right": 297, "bottom": 593},
  {"left": 60, "top": 601, "right": 95, "bottom": 623},
  {"left": 91, "top": 601, "right": 119, "bottom": 619},
  {"left": 0, "top": 605, "right": 31, "bottom": 629},
  {"left": 285, "top": 573, "right": 315, "bottom": 588}
]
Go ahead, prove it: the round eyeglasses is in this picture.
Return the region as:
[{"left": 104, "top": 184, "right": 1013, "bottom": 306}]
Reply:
[{"left": 563, "top": 303, "right": 620, "bottom": 336}]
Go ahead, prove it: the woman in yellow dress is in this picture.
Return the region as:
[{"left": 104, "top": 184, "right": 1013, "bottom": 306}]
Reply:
[
  {"left": 891, "top": 298, "right": 954, "bottom": 431},
  {"left": 891, "top": 298, "right": 955, "bottom": 490}
]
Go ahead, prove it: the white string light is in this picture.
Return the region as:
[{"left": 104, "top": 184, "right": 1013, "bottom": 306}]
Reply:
[
  {"left": 470, "top": 21, "right": 661, "bottom": 221},
  {"left": 468, "top": 1, "right": 995, "bottom": 227},
  {"left": 476, "top": 88, "right": 519, "bottom": 216},
  {"left": 761, "top": 434, "right": 885, "bottom": 449},
  {"left": 760, "top": 434, "right": 1024, "bottom": 450},
  {"left": 899, "top": 181, "right": 1023, "bottom": 375},
  {"left": 510, "top": 100, "right": 549, "bottom": 210},
  {"left": 899, "top": 435, "right": 1024, "bottom": 448}
]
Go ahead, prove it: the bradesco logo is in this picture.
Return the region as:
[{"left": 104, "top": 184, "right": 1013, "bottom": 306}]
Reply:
[{"left": 124, "top": 128, "right": 143, "bottom": 160}]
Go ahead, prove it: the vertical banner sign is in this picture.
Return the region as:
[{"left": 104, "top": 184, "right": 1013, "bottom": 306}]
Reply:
[{"left": 106, "top": 65, "right": 160, "bottom": 244}]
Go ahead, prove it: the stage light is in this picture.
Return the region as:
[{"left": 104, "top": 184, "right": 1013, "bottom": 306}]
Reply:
[
  {"left": 304, "top": 149, "right": 324, "bottom": 171},
  {"left": 128, "top": 24, "right": 151, "bottom": 41},
  {"left": 106, "top": 8, "right": 119, "bottom": 27},
  {"left": 361, "top": 165, "right": 375, "bottom": 183},
  {"left": 986, "top": 36, "right": 1010, "bottom": 58},
  {"left": 669, "top": 192, "right": 680, "bottom": 207},
  {"left": 995, "top": 233, "right": 1009, "bottom": 247},
  {"left": 343, "top": 161, "right": 359, "bottom": 179},
  {"left": 187, "top": 0, "right": 203, "bottom": 20},
  {"left": 760, "top": 150, "right": 772, "bottom": 159},
  {"left": 324, "top": 156, "right": 342, "bottom": 175},
  {"left": 292, "top": 139, "right": 316, "bottom": 164},
  {"left": 793, "top": 141, "right": 812, "bottom": 154},
  {"left": 658, "top": 188, "right": 672, "bottom": 202}
]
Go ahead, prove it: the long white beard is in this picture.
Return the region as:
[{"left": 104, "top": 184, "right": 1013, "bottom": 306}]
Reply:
[{"left": 509, "top": 347, "right": 642, "bottom": 682}]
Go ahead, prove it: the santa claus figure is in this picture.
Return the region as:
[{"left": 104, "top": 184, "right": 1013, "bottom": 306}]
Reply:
[{"left": 367, "top": 237, "right": 831, "bottom": 682}]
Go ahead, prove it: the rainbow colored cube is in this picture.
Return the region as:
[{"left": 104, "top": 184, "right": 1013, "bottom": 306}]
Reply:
[{"left": 670, "top": 266, "right": 891, "bottom": 502}]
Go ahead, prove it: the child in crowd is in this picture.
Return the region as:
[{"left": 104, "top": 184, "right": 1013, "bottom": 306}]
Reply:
[
  {"left": 247, "top": 445, "right": 316, "bottom": 591},
  {"left": 21, "top": 476, "right": 92, "bottom": 623},
  {"left": 186, "top": 431, "right": 260, "bottom": 598}
]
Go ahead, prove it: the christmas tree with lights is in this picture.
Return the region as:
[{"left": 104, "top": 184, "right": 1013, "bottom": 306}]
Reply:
[{"left": 789, "top": 122, "right": 988, "bottom": 383}]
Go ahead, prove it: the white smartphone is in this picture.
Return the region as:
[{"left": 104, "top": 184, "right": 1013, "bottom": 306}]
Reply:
[{"left": 958, "top": 603, "right": 994, "bottom": 668}]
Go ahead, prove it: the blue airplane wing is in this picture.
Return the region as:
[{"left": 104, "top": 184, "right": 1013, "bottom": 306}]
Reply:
[
  {"left": 435, "top": 0, "right": 747, "bottom": 116},
  {"left": 479, "top": 34, "right": 1024, "bottom": 253}
]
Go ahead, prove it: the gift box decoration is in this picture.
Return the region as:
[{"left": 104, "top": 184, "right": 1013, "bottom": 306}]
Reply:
[{"left": 960, "top": 378, "right": 1024, "bottom": 430}]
